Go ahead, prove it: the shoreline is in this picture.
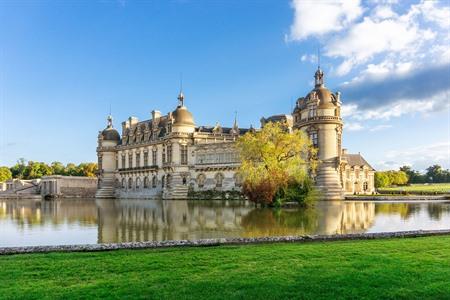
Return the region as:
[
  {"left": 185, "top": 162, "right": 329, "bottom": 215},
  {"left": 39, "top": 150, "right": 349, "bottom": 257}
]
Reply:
[{"left": 1, "top": 229, "right": 449, "bottom": 255}]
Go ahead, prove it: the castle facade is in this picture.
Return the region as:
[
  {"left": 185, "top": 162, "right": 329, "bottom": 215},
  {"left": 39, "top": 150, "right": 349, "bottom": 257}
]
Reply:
[{"left": 96, "top": 68, "right": 375, "bottom": 200}]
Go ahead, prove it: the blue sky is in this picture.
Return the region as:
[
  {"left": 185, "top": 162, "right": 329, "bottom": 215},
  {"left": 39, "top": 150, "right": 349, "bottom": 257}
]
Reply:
[{"left": 0, "top": 0, "right": 449, "bottom": 172}]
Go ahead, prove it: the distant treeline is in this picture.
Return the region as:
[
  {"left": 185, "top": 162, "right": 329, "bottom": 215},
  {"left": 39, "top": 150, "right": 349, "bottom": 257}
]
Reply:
[
  {"left": 375, "top": 165, "right": 450, "bottom": 188},
  {"left": 0, "top": 159, "right": 98, "bottom": 182}
]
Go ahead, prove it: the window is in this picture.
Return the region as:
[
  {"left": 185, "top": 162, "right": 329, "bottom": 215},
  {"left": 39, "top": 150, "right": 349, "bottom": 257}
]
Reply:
[
  {"left": 121, "top": 178, "right": 126, "bottom": 189},
  {"left": 115, "top": 157, "right": 118, "bottom": 170},
  {"left": 309, "top": 132, "right": 318, "bottom": 147},
  {"left": 215, "top": 173, "right": 224, "bottom": 188},
  {"left": 128, "top": 178, "right": 133, "bottom": 189},
  {"left": 197, "top": 174, "right": 206, "bottom": 188},
  {"left": 136, "top": 152, "right": 141, "bottom": 168},
  {"left": 355, "top": 168, "right": 360, "bottom": 178},
  {"left": 308, "top": 106, "right": 317, "bottom": 118},
  {"left": 152, "top": 148, "right": 157, "bottom": 165},
  {"left": 136, "top": 177, "right": 141, "bottom": 189},
  {"left": 161, "top": 175, "right": 165, "bottom": 188},
  {"left": 152, "top": 175, "right": 157, "bottom": 188},
  {"left": 181, "top": 145, "right": 188, "bottom": 165},
  {"left": 144, "top": 177, "right": 149, "bottom": 188},
  {"left": 182, "top": 176, "right": 187, "bottom": 185},
  {"left": 167, "top": 123, "right": 172, "bottom": 133},
  {"left": 128, "top": 153, "right": 133, "bottom": 168},
  {"left": 144, "top": 152, "right": 148, "bottom": 166},
  {"left": 167, "top": 144, "right": 172, "bottom": 163},
  {"left": 363, "top": 182, "right": 368, "bottom": 191},
  {"left": 162, "top": 147, "right": 166, "bottom": 163},
  {"left": 234, "top": 173, "right": 242, "bottom": 187},
  {"left": 122, "top": 155, "right": 126, "bottom": 169},
  {"left": 337, "top": 133, "right": 341, "bottom": 154}
]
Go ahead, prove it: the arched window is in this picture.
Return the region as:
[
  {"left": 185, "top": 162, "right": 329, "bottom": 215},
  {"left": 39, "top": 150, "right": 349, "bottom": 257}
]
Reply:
[
  {"left": 197, "top": 174, "right": 206, "bottom": 188},
  {"left": 136, "top": 177, "right": 141, "bottom": 189},
  {"left": 144, "top": 176, "right": 149, "bottom": 188},
  {"left": 215, "top": 173, "right": 224, "bottom": 188},
  {"left": 234, "top": 173, "right": 242, "bottom": 187},
  {"left": 166, "top": 174, "right": 171, "bottom": 188},
  {"left": 363, "top": 182, "right": 368, "bottom": 191},
  {"left": 121, "top": 178, "right": 126, "bottom": 189},
  {"left": 128, "top": 178, "right": 133, "bottom": 189},
  {"left": 161, "top": 175, "right": 165, "bottom": 188},
  {"left": 152, "top": 175, "right": 157, "bottom": 188}
]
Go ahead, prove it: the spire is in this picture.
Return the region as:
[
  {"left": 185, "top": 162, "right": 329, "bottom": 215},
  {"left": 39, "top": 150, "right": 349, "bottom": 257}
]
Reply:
[
  {"left": 315, "top": 47, "right": 324, "bottom": 87},
  {"left": 177, "top": 73, "right": 185, "bottom": 107},
  {"left": 233, "top": 111, "right": 238, "bottom": 129}
]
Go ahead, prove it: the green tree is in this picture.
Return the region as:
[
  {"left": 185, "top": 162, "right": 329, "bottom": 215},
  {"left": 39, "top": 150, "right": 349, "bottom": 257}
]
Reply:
[
  {"left": 374, "top": 172, "right": 390, "bottom": 188},
  {"left": 0, "top": 166, "right": 12, "bottom": 182},
  {"left": 27, "top": 162, "right": 53, "bottom": 179},
  {"left": 51, "top": 161, "right": 65, "bottom": 175},
  {"left": 10, "top": 158, "right": 27, "bottom": 179},
  {"left": 77, "top": 163, "right": 98, "bottom": 177},
  {"left": 236, "top": 122, "right": 317, "bottom": 206},
  {"left": 426, "top": 165, "right": 444, "bottom": 183}
]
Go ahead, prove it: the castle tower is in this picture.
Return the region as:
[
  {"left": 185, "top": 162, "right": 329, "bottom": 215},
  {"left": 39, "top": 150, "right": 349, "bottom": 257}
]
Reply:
[
  {"left": 96, "top": 115, "right": 120, "bottom": 198},
  {"left": 292, "top": 67, "right": 343, "bottom": 200}
]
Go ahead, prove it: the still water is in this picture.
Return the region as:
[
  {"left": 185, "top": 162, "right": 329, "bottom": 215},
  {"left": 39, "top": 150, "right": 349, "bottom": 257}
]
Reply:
[{"left": 1, "top": 198, "right": 449, "bottom": 247}]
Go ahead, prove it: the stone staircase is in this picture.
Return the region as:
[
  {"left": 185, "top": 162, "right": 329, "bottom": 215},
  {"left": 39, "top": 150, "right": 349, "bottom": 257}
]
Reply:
[
  {"left": 163, "top": 184, "right": 188, "bottom": 199},
  {"left": 95, "top": 177, "right": 116, "bottom": 198}
]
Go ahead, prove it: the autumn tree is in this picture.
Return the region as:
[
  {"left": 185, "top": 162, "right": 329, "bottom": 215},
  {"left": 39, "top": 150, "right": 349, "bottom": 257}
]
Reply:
[
  {"left": 236, "top": 122, "right": 317, "bottom": 206},
  {"left": 0, "top": 167, "right": 12, "bottom": 182}
]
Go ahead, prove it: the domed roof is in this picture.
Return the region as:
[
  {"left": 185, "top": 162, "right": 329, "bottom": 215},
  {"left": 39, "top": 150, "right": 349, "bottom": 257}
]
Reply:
[
  {"left": 101, "top": 115, "right": 121, "bottom": 142},
  {"left": 315, "top": 86, "right": 335, "bottom": 108},
  {"left": 172, "top": 105, "right": 195, "bottom": 126},
  {"left": 102, "top": 127, "right": 121, "bottom": 141}
]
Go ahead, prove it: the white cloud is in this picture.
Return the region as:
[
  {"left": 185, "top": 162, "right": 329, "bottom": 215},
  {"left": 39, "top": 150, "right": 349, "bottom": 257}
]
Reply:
[
  {"left": 346, "top": 90, "right": 450, "bottom": 121},
  {"left": 288, "top": 0, "right": 363, "bottom": 41},
  {"left": 345, "top": 122, "right": 364, "bottom": 131},
  {"left": 369, "top": 124, "right": 392, "bottom": 132},
  {"left": 300, "top": 53, "right": 317, "bottom": 63},
  {"left": 375, "top": 141, "right": 450, "bottom": 171}
]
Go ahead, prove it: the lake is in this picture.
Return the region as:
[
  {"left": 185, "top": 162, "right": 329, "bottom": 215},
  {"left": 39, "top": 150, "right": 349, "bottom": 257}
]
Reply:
[{"left": 1, "top": 198, "right": 449, "bottom": 247}]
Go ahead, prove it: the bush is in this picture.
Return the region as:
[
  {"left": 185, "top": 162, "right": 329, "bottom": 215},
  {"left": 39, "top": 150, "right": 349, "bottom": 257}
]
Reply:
[{"left": 273, "top": 178, "right": 318, "bottom": 207}]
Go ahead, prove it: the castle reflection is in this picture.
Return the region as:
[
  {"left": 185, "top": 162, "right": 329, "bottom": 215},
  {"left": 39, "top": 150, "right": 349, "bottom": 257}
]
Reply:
[{"left": 1, "top": 199, "right": 449, "bottom": 245}]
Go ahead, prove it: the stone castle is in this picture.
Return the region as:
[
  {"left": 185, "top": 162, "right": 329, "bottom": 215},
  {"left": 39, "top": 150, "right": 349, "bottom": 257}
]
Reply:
[{"left": 96, "top": 68, "right": 375, "bottom": 200}]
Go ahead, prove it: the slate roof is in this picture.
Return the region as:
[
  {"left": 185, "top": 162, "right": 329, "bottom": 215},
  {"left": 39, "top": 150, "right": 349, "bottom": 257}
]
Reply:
[{"left": 342, "top": 153, "right": 375, "bottom": 170}]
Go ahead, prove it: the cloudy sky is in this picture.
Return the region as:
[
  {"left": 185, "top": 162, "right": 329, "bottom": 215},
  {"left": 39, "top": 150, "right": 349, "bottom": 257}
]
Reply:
[{"left": 0, "top": 0, "right": 449, "bottom": 172}]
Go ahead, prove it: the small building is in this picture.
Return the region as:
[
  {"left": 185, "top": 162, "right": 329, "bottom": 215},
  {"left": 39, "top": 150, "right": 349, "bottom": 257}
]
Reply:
[
  {"left": 41, "top": 175, "right": 97, "bottom": 198},
  {"left": 340, "top": 149, "right": 375, "bottom": 194}
]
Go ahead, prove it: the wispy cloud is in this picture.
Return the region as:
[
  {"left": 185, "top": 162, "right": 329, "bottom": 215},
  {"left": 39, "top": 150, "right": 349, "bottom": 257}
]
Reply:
[
  {"left": 345, "top": 122, "right": 364, "bottom": 131},
  {"left": 369, "top": 124, "right": 392, "bottom": 132}
]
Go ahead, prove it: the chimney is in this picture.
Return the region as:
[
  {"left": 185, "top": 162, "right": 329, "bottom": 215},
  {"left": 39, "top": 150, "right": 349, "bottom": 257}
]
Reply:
[
  {"left": 152, "top": 110, "right": 161, "bottom": 120},
  {"left": 342, "top": 148, "right": 348, "bottom": 155}
]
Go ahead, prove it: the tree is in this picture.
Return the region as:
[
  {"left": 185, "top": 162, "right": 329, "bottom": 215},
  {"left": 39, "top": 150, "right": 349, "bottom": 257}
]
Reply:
[
  {"left": 78, "top": 163, "right": 98, "bottom": 177},
  {"left": 51, "top": 161, "right": 65, "bottom": 175},
  {"left": 236, "top": 122, "right": 317, "bottom": 206},
  {"left": 0, "top": 167, "right": 12, "bottom": 182},
  {"left": 426, "top": 165, "right": 444, "bottom": 183},
  {"left": 10, "top": 158, "right": 27, "bottom": 179},
  {"left": 27, "top": 161, "right": 53, "bottom": 179},
  {"left": 375, "top": 172, "right": 390, "bottom": 188}
]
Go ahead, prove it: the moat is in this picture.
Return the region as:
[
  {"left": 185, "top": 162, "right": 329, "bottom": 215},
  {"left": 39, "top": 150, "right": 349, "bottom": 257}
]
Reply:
[{"left": 1, "top": 198, "right": 449, "bottom": 247}]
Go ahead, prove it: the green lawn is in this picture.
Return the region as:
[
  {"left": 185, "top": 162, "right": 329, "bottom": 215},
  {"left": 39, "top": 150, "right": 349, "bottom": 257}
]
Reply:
[
  {"left": 1, "top": 236, "right": 450, "bottom": 299},
  {"left": 379, "top": 183, "right": 450, "bottom": 194}
]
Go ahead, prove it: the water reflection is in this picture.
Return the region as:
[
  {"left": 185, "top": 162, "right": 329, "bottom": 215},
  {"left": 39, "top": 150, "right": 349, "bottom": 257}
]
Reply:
[{"left": 0, "top": 199, "right": 449, "bottom": 247}]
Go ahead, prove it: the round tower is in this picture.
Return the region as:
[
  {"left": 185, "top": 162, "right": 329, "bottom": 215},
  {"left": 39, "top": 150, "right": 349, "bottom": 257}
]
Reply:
[
  {"left": 96, "top": 115, "right": 120, "bottom": 198},
  {"left": 293, "top": 67, "right": 343, "bottom": 200}
]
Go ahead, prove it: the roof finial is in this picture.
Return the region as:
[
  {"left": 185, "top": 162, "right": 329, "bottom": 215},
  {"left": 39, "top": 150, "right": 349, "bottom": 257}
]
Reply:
[
  {"left": 233, "top": 110, "right": 238, "bottom": 129},
  {"left": 317, "top": 46, "right": 321, "bottom": 69},
  {"left": 107, "top": 114, "right": 113, "bottom": 128},
  {"left": 177, "top": 72, "right": 184, "bottom": 107}
]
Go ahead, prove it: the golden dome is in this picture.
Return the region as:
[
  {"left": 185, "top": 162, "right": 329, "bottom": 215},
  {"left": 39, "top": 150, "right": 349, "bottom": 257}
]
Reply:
[
  {"left": 172, "top": 106, "right": 195, "bottom": 126},
  {"left": 315, "top": 86, "right": 335, "bottom": 108}
]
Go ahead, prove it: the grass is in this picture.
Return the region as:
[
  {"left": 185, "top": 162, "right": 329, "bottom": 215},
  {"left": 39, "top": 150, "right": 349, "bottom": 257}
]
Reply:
[
  {"left": 1, "top": 236, "right": 450, "bottom": 299},
  {"left": 378, "top": 183, "right": 450, "bottom": 194}
]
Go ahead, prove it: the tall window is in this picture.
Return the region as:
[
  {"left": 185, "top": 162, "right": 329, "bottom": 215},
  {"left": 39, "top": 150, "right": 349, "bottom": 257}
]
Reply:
[
  {"left": 167, "top": 144, "right": 172, "bottom": 163},
  {"left": 197, "top": 174, "right": 206, "bottom": 188},
  {"left": 167, "top": 123, "right": 172, "bottom": 133},
  {"left": 121, "top": 155, "right": 126, "bottom": 169},
  {"left": 308, "top": 106, "right": 317, "bottom": 118},
  {"left": 337, "top": 133, "right": 341, "bottom": 154},
  {"left": 128, "top": 178, "right": 133, "bottom": 189},
  {"left": 144, "top": 152, "right": 148, "bottom": 166},
  {"left": 181, "top": 145, "right": 188, "bottom": 165},
  {"left": 144, "top": 177, "right": 149, "bottom": 188},
  {"left": 128, "top": 153, "right": 133, "bottom": 168},
  {"left": 215, "top": 173, "right": 224, "bottom": 188},
  {"left": 363, "top": 182, "right": 368, "bottom": 191},
  {"left": 309, "top": 132, "right": 318, "bottom": 147},
  {"left": 152, "top": 175, "right": 157, "bottom": 188},
  {"left": 136, "top": 152, "right": 141, "bottom": 168},
  {"left": 152, "top": 148, "right": 157, "bottom": 165},
  {"left": 162, "top": 147, "right": 166, "bottom": 163}
]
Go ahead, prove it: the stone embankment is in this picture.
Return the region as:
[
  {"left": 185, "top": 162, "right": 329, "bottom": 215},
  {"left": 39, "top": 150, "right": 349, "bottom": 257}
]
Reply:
[
  {"left": 1, "top": 229, "right": 449, "bottom": 255},
  {"left": 345, "top": 195, "right": 449, "bottom": 201}
]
